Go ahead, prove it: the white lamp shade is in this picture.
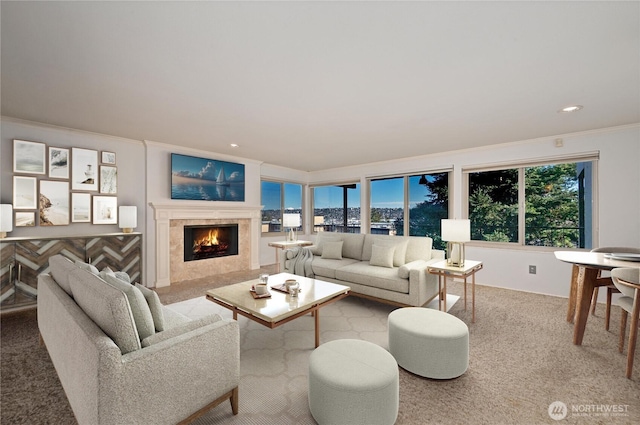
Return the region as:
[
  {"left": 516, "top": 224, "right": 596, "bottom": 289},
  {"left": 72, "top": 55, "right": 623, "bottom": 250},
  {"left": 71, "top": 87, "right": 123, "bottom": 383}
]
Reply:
[
  {"left": 441, "top": 219, "right": 470, "bottom": 242},
  {"left": 0, "top": 204, "right": 13, "bottom": 233},
  {"left": 118, "top": 206, "right": 137, "bottom": 230},
  {"left": 283, "top": 213, "right": 301, "bottom": 228}
]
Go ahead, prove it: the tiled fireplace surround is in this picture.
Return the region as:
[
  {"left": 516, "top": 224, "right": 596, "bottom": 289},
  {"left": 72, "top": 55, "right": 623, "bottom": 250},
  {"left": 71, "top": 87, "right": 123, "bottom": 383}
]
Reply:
[{"left": 151, "top": 203, "right": 262, "bottom": 287}]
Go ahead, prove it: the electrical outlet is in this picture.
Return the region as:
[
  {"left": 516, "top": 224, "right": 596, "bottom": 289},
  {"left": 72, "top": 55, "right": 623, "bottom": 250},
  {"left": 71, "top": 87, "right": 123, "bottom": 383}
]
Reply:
[{"left": 529, "top": 265, "right": 537, "bottom": 274}]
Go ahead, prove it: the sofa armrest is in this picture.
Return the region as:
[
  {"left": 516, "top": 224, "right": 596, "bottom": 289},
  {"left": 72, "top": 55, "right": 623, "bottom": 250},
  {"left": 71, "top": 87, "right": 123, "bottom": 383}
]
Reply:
[{"left": 100, "top": 318, "right": 240, "bottom": 425}]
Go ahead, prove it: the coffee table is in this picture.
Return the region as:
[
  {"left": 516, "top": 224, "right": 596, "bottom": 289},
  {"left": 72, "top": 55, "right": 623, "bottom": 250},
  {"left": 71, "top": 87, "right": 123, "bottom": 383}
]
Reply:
[{"left": 205, "top": 273, "right": 350, "bottom": 347}]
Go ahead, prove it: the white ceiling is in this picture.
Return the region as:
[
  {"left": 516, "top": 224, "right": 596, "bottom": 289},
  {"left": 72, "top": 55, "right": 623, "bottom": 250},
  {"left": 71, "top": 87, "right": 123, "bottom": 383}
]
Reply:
[{"left": 2, "top": 1, "right": 639, "bottom": 172}]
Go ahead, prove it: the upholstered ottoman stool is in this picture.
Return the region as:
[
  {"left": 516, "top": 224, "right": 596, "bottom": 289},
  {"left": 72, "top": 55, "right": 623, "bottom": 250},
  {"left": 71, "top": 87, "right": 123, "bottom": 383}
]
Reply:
[
  {"left": 308, "top": 339, "right": 399, "bottom": 425},
  {"left": 388, "top": 307, "right": 469, "bottom": 379}
]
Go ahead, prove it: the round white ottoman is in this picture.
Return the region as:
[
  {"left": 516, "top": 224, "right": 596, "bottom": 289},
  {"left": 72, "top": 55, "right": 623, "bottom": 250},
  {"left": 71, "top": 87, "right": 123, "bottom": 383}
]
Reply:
[
  {"left": 388, "top": 307, "right": 469, "bottom": 379},
  {"left": 308, "top": 339, "right": 399, "bottom": 425}
]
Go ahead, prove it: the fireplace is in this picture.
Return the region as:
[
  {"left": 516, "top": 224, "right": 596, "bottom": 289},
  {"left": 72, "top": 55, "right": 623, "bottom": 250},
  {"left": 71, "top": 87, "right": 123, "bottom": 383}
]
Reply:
[{"left": 184, "top": 224, "right": 239, "bottom": 262}]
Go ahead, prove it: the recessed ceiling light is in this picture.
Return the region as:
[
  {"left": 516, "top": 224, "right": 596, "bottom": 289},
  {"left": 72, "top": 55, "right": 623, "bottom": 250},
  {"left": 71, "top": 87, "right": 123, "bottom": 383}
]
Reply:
[
  {"left": 558, "top": 105, "right": 583, "bottom": 113},
  {"left": 230, "top": 143, "right": 239, "bottom": 148}
]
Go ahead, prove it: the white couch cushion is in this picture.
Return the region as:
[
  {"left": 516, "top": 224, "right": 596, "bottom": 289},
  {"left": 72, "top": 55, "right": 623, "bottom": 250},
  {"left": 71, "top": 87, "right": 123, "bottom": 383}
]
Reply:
[
  {"left": 341, "top": 233, "right": 365, "bottom": 260},
  {"left": 363, "top": 235, "right": 408, "bottom": 266},
  {"left": 69, "top": 268, "right": 141, "bottom": 354},
  {"left": 336, "top": 262, "right": 409, "bottom": 294},
  {"left": 136, "top": 283, "right": 166, "bottom": 332},
  {"left": 101, "top": 274, "right": 155, "bottom": 341},
  {"left": 406, "top": 237, "right": 433, "bottom": 263},
  {"left": 370, "top": 244, "right": 395, "bottom": 268},
  {"left": 311, "top": 233, "right": 343, "bottom": 256},
  {"left": 322, "top": 241, "right": 344, "bottom": 260},
  {"left": 48, "top": 255, "right": 77, "bottom": 296},
  {"left": 312, "top": 257, "right": 359, "bottom": 279},
  {"left": 141, "top": 314, "right": 222, "bottom": 347}
]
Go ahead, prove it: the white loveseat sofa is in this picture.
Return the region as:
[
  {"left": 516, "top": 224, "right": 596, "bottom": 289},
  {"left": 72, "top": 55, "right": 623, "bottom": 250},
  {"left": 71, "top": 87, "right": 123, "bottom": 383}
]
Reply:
[
  {"left": 38, "top": 255, "right": 240, "bottom": 425},
  {"left": 281, "top": 233, "right": 444, "bottom": 307}
]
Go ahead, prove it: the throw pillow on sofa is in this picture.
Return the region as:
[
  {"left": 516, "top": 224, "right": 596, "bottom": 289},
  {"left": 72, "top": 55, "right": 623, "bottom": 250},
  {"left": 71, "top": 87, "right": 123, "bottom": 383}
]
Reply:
[
  {"left": 69, "top": 268, "right": 141, "bottom": 354},
  {"left": 136, "top": 283, "right": 166, "bottom": 332},
  {"left": 321, "top": 241, "right": 344, "bottom": 260},
  {"left": 101, "top": 274, "right": 156, "bottom": 341},
  {"left": 75, "top": 260, "right": 99, "bottom": 275},
  {"left": 370, "top": 244, "right": 395, "bottom": 268}
]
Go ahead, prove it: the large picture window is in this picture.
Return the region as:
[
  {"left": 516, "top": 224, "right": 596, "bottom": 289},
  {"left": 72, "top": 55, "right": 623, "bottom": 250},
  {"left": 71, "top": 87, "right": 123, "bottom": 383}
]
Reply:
[
  {"left": 369, "top": 172, "right": 449, "bottom": 249},
  {"left": 261, "top": 180, "right": 303, "bottom": 234},
  {"left": 312, "top": 183, "right": 360, "bottom": 233},
  {"left": 464, "top": 156, "right": 596, "bottom": 248}
]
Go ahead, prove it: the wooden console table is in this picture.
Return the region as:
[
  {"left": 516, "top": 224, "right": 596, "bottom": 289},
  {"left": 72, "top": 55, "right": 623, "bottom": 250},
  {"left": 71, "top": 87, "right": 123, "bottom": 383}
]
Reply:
[{"left": 0, "top": 233, "right": 142, "bottom": 314}]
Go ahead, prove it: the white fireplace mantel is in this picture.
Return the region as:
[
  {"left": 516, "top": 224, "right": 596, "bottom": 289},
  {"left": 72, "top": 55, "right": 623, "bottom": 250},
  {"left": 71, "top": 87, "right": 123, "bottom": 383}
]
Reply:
[{"left": 150, "top": 202, "right": 262, "bottom": 287}]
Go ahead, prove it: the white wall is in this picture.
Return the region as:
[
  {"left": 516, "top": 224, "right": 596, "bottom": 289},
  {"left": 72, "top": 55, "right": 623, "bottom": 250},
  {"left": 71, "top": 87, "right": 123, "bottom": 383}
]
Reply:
[
  {"left": 299, "top": 125, "right": 640, "bottom": 299},
  {"left": 0, "top": 118, "right": 146, "bottom": 239}
]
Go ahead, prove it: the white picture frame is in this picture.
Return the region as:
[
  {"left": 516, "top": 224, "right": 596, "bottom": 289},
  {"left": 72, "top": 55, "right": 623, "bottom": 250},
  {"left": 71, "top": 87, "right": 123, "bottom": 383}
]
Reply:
[
  {"left": 39, "top": 180, "right": 70, "bottom": 226},
  {"left": 71, "top": 193, "right": 91, "bottom": 223},
  {"left": 48, "top": 147, "right": 70, "bottom": 179},
  {"left": 15, "top": 211, "right": 36, "bottom": 227},
  {"left": 99, "top": 166, "right": 117, "bottom": 194},
  {"left": 101, "top": 151, "right": 116, "bottom": 164},
  {"left": 13, "top": 139, "right": 46, "bottom": 174},
  {"left": 13, "top": 176, "right": 37, "bottom": 209},
  {"left": 92, "top": 196, "right": 117, "bottom": 224},
  {"left": 71, "top": 148, "right": 98, "bottom": 191}
]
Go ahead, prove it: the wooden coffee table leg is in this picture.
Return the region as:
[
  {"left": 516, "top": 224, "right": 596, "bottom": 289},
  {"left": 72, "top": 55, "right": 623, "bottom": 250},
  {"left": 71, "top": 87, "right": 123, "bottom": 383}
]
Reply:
[
  {"left": 315, "top": 309, "right": 320, "bottom": 348},
  {"left": 566, "top": 264, "right": 579, "bottom": 323}
]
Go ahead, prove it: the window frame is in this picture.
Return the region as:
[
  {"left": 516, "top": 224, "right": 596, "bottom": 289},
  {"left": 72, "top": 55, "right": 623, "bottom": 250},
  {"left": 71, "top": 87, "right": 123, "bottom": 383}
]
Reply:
[
  {"left": 260, "top": 179, "right": 304, "bottom": 236},
  {"left": 310, "top": 181, "right": 361, "bottom": 234},
  {"left": 462, "top": 152, "right": 599, "bottom": 250},
  {"left": 367, "top": 169, "right": 452, "bottom": 245}
]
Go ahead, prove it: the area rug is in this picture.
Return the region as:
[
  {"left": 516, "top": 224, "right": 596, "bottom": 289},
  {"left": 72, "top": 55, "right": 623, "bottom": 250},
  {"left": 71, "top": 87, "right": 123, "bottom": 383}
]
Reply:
[{"left": 167, "top": 294, "right": 459, "bottom": 424}]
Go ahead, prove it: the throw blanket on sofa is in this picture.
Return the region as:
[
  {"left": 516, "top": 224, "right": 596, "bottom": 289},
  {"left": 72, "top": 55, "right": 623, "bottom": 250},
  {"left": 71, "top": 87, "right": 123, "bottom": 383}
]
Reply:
[{"left": 288, "top": 247, "right": 315, "bottom": 278}]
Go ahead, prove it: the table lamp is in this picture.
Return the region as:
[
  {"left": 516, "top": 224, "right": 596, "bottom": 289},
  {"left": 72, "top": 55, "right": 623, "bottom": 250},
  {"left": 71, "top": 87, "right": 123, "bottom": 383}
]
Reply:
[
  {"left": 441, "top": 219, "right": 470, "bottom": 267},
  {"left": 118, "top": 206, "right": 137, "bottom": 233},
  {"left": 0, "top": 204, "right": 13, "bottom": 238},
  {"left": 283, "top": 213, "right": 301, "bottom": 242}
]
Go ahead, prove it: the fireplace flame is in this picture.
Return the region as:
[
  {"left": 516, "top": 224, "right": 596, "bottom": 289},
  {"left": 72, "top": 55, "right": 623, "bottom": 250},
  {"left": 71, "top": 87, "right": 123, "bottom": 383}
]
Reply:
[{"left": 192, "top": 228, "right": 230, "bottom": 256}]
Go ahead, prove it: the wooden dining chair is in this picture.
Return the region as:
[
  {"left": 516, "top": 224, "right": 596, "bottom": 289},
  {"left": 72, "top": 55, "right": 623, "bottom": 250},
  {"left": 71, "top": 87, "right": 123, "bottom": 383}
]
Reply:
[
  {"left": 611, "top": 267, "right": 640, "bottom": 379},
  {"left": 590, "top": 247, "right": 640, "bottom": 330}
]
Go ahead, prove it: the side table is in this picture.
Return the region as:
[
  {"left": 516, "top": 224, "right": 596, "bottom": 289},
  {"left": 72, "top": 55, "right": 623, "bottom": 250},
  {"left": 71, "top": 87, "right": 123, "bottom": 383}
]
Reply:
[
  {"left": 268, "top": 240, "right": 313, "bottom": 272},
  {"left": 427, "top": 260, "right": 483, "bottom": 322}
]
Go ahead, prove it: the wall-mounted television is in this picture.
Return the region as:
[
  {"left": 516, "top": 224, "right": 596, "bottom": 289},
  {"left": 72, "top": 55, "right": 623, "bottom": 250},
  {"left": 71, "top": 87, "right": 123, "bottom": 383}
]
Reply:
[{"left": 171, "top": 153, "right": 245, "bottom": 202}]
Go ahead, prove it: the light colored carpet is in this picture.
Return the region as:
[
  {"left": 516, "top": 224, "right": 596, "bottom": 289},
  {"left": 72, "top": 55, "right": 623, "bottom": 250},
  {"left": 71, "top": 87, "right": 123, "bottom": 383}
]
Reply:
[{"left": 167, "top": 294, "right": 459, "bottom": 425}]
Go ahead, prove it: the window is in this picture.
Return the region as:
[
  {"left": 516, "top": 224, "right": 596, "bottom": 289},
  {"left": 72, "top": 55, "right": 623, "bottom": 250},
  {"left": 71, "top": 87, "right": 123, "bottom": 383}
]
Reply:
[
  {"left": 369, "top": 172, "right": 449, "bottom": 249},
  {"left": 261, "top": 180, "right": 303, "bottom": 234},
  {"left": 464, "top": 156, "right": 596, "bottom": 248},
  {"left": 312, "top": 183, "right": 360, "bottom": 233}
]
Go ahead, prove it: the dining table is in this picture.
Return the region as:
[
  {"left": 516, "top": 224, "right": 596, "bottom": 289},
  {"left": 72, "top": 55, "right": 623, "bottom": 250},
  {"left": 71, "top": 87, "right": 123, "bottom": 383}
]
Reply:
[{"left": 554, "top": 251, "right": 640, "bottom": 345}]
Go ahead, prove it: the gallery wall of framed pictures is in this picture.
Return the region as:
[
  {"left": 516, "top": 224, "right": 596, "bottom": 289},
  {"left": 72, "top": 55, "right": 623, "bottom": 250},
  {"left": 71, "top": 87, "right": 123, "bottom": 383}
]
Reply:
[{"left": 12, "top": 139, "right": 118, "bottom": 227}]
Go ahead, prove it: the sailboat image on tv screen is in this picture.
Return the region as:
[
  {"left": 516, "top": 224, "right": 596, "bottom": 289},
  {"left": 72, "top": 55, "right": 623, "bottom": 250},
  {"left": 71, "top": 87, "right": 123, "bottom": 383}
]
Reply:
[
  {"left": 216, "top": 166, "right": 230, "bottom": 186},
  {"left": 171, "top": 153, "right": 245, "bottom": 201}
]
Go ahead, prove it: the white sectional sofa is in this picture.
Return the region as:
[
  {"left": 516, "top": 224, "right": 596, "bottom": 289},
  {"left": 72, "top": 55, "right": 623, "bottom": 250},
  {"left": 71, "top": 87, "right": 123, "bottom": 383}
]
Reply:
[{"left": 281, "top": 233, "right": 444, "bottom": 307}]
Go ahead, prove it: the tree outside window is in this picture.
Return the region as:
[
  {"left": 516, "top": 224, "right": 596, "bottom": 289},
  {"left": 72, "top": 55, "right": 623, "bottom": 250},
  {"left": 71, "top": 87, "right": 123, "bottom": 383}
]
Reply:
[{"left": 467, "top": 161, "right": 593, "bottom": 248}]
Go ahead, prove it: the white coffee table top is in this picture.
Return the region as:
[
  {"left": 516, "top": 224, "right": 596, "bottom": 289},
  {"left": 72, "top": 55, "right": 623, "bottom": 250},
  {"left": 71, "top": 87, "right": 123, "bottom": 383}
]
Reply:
[{"left": 206, "top": 273, "right": 350, "bottom": 323}]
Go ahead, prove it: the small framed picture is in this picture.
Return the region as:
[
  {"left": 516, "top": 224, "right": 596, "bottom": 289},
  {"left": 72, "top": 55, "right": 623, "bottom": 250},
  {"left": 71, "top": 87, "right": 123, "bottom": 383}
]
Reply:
[
  {"left": 15, "top": 211, "right": 36, "bottom": 227},
  {"left": 100, "top": 166, "right": 117, "bottom": 194},
  {"left": 14, "top": 140, "right": 46, "bottom": 174},
  {"left": 101, "top": 151, "right": 116, "bottom": 164},
  {"left": 39, "top": 180, "right": 70, "bottom": 226},
  {"left": 92, "top": 196, "right": 117, "bottom": 224},
  {"left": 13, "top": 176, "right": 38, "bottom": 209},
  {"left": 72, "top": 148, "right": 99, "bottom": 191},
  {"left": 48, "top": 147, "right": 70, "bottom": 179},
  {"left": 71, "top": 193, "right": 91, "bottom": 223}
]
